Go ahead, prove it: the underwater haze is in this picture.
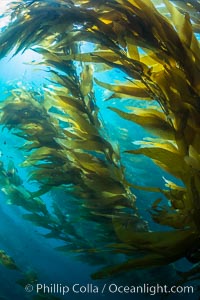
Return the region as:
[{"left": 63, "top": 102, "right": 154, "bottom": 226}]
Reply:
[{"left": 0, "top": 0, "right": 200, "bottom": 299}]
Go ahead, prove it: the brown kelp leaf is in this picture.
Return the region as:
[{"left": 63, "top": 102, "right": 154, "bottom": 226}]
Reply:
[
  {"left": 95, "top": 78, "right": 151, "bottom": 99},
  {"left": 110, "top": 107, "right": 175, "bottom": 139},
  {"left": 0, "top": 250, "right": 19, "bottom": 270},
  {"left": 163, "top": 0, "right": 200, "bottom": 57},
  {"left": 6, "top": 184, "right": 48, "bottom": 215},
  {"left": 66, "top": 151, "right": 111, "bottom": 176},
  {"left": 113, "top": 216, "right": 198, "bottom": 254},
  {"left": 61, "top": 51, "right": 120, "bottom": 63},
  {"left": 92, "top": 253, "right": 171, "bottom": 279},
  {"left": 17, "top": 270, "right": 38, "bottom": 287},
  {"left": 92, "top": 228, "right": 199, "bottom": 278},
  {"left": 80, "top": 64, "right": 94, "bottom": 97},
  {"left": 150, "top": 198, "right": 192, "bottom": 229},
  {"left": 22, "top": 213, "right": 57, "bottom": 229},
  {"left": 126, "top": 147, "right": 186, "bottom": 178},
  {"left": 21, "top": 147, "right": 63, "bottom": 167}
]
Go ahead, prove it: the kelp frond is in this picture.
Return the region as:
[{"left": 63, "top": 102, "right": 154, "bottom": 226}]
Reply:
[{"left": 0, "top": 0, "right": 200, "bottom": 286}]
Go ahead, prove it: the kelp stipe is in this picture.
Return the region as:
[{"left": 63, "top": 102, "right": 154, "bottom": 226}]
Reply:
[{"left": 0, "top": 0, "right": 200, "bottom": 288}]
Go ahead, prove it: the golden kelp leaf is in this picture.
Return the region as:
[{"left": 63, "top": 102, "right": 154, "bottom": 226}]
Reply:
[
  {"left": 109, "top": 107, "right": 175, "bottom": 139},
  {"left": 84, "top": 174, "right": 125, "bottom": 194},
  {"left": 61, "top": 51, "right": 120, "bottom": 63},
  {"left": 129, "top": 182, "right": 161, "bottom": 193},
  {"left": 140, "top": 53, "right": 165, "bottom": 72},
  {"left": 1, "top": 0, "right": 200, "bottom": 283},
  {"left": 48, "top": 112, "right": 71, "bottom": 124},
  {"left": 92, "top": 230, "right": 198, "bottom": 278},
  {"left": 62, "top": 128, "right": 83, "bottom": 140},
  {"left": 163, "top": 177, "right": 185, "bottom": 191},
  {"left": 95, "top": 78, "right": 151, "bottom": 99},
  {"left": 33, "top": 47, "right": 68, "bottom": 63},
  {"left": 126, "top": 38, "right": 140, "bottom": 60},
  {"left": 137, "top": 140, "right": 178, "bottom": 153},
  {"left": 69, "top": 111, "right": 98, "bottom": 136},
  {"left": 150, "top": 199, "right": 192, "bottom": 229},
  {"left": 56, "top": 138, "right": 101, "bottom": 152},
  {"left": 66, "top": 151, "right": 110, "bottom": 176},
  {"left": 133, "top": 139, "right": 178, "bottom": 154},
  {"left": 163, "top": 0, "right": 200, "bottom": 58},
  {"left": 80, "top": 64, "right": 93, "bottom": 97},
  {"left": 28, "top": 168, "right": 63, "bottom": 185},
  {"left": 21, "top": 147, "right": 63, "bottom": 167},
  {"left": 105, "top": 92, "right": 150, "bottom": 101},
  {"left": 184, "top": 145, "right": 200, "bottom": 171},
  {"left": 45, "top": 92, "right": 87, "bottom": 114},
  {"left": 93, "top": 225, "right": 198, "bottom": 280},
  {"left": 113, "top": 215, "right": 196, "bottom": 252},
  {"left": 126, "top": 147, "right": 186, "bottom": 178},
  {"left": 56, "top": 135, "right": 114, "bottom": 160},
  {"left": 161, "top": 179, "right": 186, "bottom": 209}
]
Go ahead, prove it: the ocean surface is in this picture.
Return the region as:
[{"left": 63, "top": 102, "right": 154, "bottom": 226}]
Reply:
[{"left": 0, "top": 1, "right": 200, "bottom": 299}]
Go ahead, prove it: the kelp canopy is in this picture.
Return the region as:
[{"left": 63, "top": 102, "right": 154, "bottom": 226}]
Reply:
[{"left": 0, "top": 0, "right": 200, "bottom": 288}]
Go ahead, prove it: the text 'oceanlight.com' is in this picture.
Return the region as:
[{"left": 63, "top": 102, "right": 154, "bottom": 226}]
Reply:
[{"left": 24, "top": 282, "right": 194, "bottom": 296}]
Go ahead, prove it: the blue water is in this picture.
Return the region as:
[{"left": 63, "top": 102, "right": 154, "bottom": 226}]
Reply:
[{"left": 0, "top": 3, "right": 199, "bottom": 300}]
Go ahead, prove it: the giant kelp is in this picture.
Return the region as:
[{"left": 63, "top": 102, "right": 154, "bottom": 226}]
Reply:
[
  {"left": 0, "top": 0, "right": 200, "bottom": 287},
  {"left": 0, "top": 65, "right": 141, "bottom": 255},
  {"left": 0, "top": 14, "right": 145, "bottom": 279}
]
